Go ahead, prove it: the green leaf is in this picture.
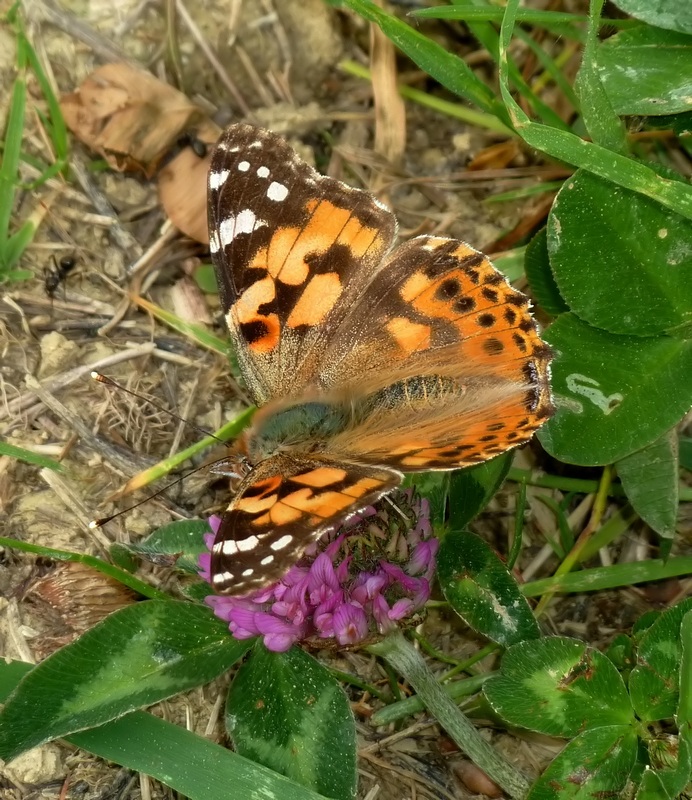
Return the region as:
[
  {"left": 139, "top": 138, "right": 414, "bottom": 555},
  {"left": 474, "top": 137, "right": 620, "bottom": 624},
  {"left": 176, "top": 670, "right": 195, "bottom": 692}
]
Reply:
[
  {"left": 228, "top": 645, "right": 357, "bottom": 800},
  {"left": 194, "top": 262, "right": 218, "bottom": 293},
  {"left": 484, "top": 637, "right": 635, "bottom": 737},
  {"left": 436, "top": 530, "right": 540, "bottom": 646},
  {"left": 524, "top": 227, "right": 569, "bottom": 317},
  {"left": 526, "top": 726, "right": 637, "bottom": 800},
  {"left": 0, "top": 660, "right": 333, "bottom": 800},
  {"left": 448, "top": 452, "right": 512, "bottom": 530},
  {"left": 498, "top": 0, "right": 692, "bottom": 222},
  {"left": 574, "top": 0, "right": 628, "bottom": 153},
  {"left": 680, "top": 613, "right": 692, "bottom": 726},
  {"left": 680, "top": 436, "right": 692, "bottom": 470},
  {"left": 547, "top": 169, "right": 692, "bottom": 337},
  {"left": 118, "top": 518, "right": 212, "bottom": 574},
  {"left": 616, "top": 430, "right": 679, "bottom": 539},
  {"left": 599, "top": 25, "right": 692, "bottom": 116},
  {"left": 0, "top": 600, "right": 248, "bottom": 761},
  {"left": 629, "top": 598, "right": 692, "bottom": 722},
  {"left": 609, "top": 0, "right": 692, "bottom": 35},
  {"left": 0, "top": 439, "right": 63, "bottom": 471},
  {"left": 537, "top": 314, "right": 692, "bottom": 465},
  {"left": 340, "top": 0, "right": 506, "bottom": 122}
]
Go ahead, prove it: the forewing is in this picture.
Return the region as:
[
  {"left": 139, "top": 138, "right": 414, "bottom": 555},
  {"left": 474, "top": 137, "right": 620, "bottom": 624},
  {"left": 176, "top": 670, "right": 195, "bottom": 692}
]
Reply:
[
  {"left": 320, "top": 236, "right": 554, "bottom": 469},
  {"left": 210, "top": 454, "right": 401, "bottom": 595},
  {"left": 207, "top": 124, "right": 397, "bottom": 406}
]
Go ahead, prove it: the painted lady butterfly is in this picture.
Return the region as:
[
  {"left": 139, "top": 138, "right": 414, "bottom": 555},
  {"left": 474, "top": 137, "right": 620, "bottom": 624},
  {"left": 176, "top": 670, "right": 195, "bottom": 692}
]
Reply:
[{"left": 207, "top": 124, "right": 553, "bottom": 596}]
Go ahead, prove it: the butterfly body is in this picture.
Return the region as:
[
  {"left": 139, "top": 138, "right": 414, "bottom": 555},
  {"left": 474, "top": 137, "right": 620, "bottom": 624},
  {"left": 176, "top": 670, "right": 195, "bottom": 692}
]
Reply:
[
  {"left": 207, "top": 124, "right": 554, "bottom": 595},
  {"left": 246, "top": 399, "right": 352, "bottom": 462}
]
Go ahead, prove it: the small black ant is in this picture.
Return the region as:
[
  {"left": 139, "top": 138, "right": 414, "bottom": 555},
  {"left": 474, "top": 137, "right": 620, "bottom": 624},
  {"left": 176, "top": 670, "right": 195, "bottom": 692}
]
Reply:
[
  {"left": 176, "top": 131, "right": 208, "bottom": 159},
  {"left": 44, "top": 255, "right": 76, "bottom": 300},
  {"left": 159, "top": 131, "right": 209, "bottom": 172}
]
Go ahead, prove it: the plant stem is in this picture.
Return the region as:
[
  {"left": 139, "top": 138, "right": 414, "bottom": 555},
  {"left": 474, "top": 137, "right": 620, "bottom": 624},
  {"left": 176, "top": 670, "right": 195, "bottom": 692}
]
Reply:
[{"left": 368, "top": 631, "right": 529, "bottom": 798}]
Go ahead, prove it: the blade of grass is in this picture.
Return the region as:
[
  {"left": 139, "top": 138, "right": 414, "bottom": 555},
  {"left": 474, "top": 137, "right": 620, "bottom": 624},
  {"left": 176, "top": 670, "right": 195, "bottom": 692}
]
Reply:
[
  {"left": 0, "top": 537, "right": 170, "bottom": 600},
  {"left": 339, "top": 60, "right": 511, "bottom": 134},
  {"left": 523, "top": 555, "right": 692, "bottom": 597},
  {"left": 412, "top": 5, "right": 636, "bottom": 32},
  {"left": 0, "top": 440, "right": 64, "bottom": 471},
  {"left": 341, "top": 0, "right": 508, "bottom": 124},
  {"left": 112, "top": 406, "right": 255, "bottom": 497},
  {"left": 513, "top": 27, "right": 580, "bottom": 112},
  {"left": 447, "top": 0, "right": 571, "bottom": 132},
  {"left": 0, "top": 661, "right": 331, "bottom": 800},
  {"left": 24, "top": 39, "right": 69, "bottom": 175},
  {"left": 498, "top": 0, "right": 692, "bottom": 220},
  {"left": 574, "top": 0, "right": 628, "bottom": 153},
  {"left": 0, "top": 54, "right": 28, "bottom": 272},
  {"left": 412, "top": 6, "right": 590, "bottom": 26},
  {"left": 485, "top": 179, "right": 564, "bottom": 203},
  {"left": 132, "top": 295, "right": 229, "bottom": 355}
]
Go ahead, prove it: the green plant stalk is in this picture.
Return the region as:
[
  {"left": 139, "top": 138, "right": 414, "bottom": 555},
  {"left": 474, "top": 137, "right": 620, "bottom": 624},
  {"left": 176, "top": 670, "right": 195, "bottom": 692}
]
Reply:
[
  {"left": 507, "top": 481, "right": 527, "bottom": 569},
  {"left": 0, "top": 59, "right": 26, "bottom": 255},
  {"left": 498, "top": 0, "right": 692, "bottom": 221},
  {"left": 534, "top": 464, "right": 614, "bottom": 617},
  {"left": 121, "top": 406, "right": 255, "bottom": 493},
  {"left": 579, "top": 504, "right": 639, "bottom": 559},
  {"left": 0, "top": 537, "right": 170, "bottom": 600},
  {"left": 371, "top": 673, "right": 488, "bottom": 727},
  {"left": 339, "top": 60, "right": 511, "bottom": 134},
  {"left": 506, "top": 468, "right": 692, "bottom": 502},
  {"left": 327, "top": 668, "right": 390, "bottom": 704},
  {"left": 522, "top": 555, "right": 692, "bottom": 597},
  {"left": 368, "top": 631, "right": 529, "bottom": 798}
]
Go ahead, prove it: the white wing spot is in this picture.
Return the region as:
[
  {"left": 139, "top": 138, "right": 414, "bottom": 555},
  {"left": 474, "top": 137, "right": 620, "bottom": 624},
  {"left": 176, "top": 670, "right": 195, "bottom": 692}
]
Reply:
[
  {"left": 271, "top": 534, "right": 293, "bottom": 551},
  {"left": 267, "top": 181, "right": 289, "bottom": 202},
  {"left": 209, "top": 169, "right": 230, "bottom": 190},
  {"left": 209, "top": 231, "right": 221, "bottom": 254},
  {"left": 256, "top": 166, "right": 270, "bottom": 178},
  {"left": 237, "top": 161, "right": 250, "bottom": 172},
  {"left": 234, "top": 535, "right": 260, "bottom": 553},
  {"left": 241, "top": 568, "right": 255, "bottom": 577},
  {"left": 260, "top": 555, "right": 275, "bottom": 566},
  {"left": 249, "top": 141, "right": 262, "bottom": 149},
  {"left": 218, "top": 209, "right": 267, "bottom": 247}
]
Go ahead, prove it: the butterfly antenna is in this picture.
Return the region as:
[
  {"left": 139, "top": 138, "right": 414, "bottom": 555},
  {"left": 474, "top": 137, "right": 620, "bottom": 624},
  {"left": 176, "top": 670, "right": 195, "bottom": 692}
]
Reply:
[
  {"left": 88, "top": 452, "right": 245, "bottom": 530},
  {"left": 88, "top": 473, "right": 191, "bottom": 528},
  {"left": 89, "top": 373, "right": 249, "bottom": 529},
  {"left": 91, "top": 371, "right": 228, "bottom": 445}
]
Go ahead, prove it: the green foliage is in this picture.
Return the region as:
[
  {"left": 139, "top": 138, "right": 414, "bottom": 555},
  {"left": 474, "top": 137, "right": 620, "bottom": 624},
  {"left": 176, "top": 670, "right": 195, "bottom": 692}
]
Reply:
[
  {"left": 3, "top": 1, "right": 692, "bottom": 798},
  {"left": 0, "top": 4, "right": 70, "bottom": 280},
  {"left": 484, "top": 601, "right": 692, "bottom": 796},
  {"left": 228, "top": 645, "right": 357, "bottom": 800}
]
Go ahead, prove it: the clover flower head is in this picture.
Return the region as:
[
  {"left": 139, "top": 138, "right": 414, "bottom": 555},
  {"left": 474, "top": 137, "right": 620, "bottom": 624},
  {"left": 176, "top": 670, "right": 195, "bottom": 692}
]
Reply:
[{"left": 200, "top": 488, "right": 437, "bottom": 652}]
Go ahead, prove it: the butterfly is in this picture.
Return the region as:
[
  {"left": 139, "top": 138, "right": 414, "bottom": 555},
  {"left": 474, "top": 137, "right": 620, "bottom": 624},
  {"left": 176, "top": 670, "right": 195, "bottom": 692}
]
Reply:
[{"left": 207, "top": 124, "right": 553, "bottom": 596}]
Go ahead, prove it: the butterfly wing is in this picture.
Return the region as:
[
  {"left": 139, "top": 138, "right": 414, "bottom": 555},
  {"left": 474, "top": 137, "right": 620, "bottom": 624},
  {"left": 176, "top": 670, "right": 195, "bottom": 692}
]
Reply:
[
  {"left": 208, "top": 124, "right": 397, "bottom": 406},
  {"left": 210, "top": 454, "right": 401, "bottom": 595},
  {"left": 317, "top": 235, "right": 554, "bottom": 469}
]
